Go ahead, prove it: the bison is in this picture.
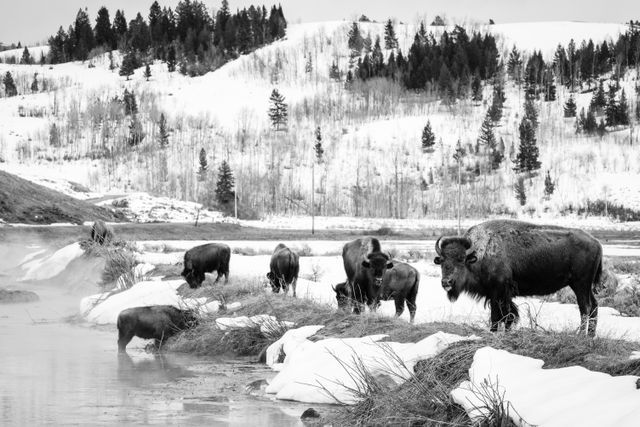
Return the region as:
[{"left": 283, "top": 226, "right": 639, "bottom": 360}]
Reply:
[
  {"left": 341, "top": 237, "right": 394, "bottom": 314},
  {"left": 333, "top": 261, "right": 419, "bottom": 322},
  {"left": 434, "top": 220, "right": 603, "bottom": 336},
  {"left": 117, "top": 305, "right": 198, "bottom": 352},
  {"left": 266, "top": 243, "right": 300, "bottom": 297},
  {"left": 181, "top": 243, "right": 231, "bottom": 288},
  {"left": 91, "top": 220, "right": 113, "bottom": 245}
]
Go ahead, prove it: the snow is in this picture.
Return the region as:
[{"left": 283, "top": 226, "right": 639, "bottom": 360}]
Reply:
[
  {"left": 19, "top": 242, "right": 84, "bottom": 281},
  {"left": 264, "top": 331, "right": 477, "bottom": 404},
  {"left": 266, "top": 325, "right": 325, "bottom": 368},
  {"left": 452, "top": 347, "right": 640, "bottom": 427},
  {"left": 80, "top": 280, "right": 218, "bottom": 325},
  {"left": 215, "top": 314, "right": 294, "bottom": 334}
]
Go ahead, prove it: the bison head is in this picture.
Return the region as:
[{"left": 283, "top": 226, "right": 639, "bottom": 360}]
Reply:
[
  {"left": 332, "top": 282, "right": 352, "bottom": 310},
  {"left": 434, "top": 236, "right": 477, "bottom": 301},
  {"left": 362, "top": 252, "right": 393, "bottom": 288},
  {"left": 182, "top": 270, "right": 201, "bottom": 289}
]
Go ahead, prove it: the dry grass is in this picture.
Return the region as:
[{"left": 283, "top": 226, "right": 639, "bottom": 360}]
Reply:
[{"left": 81, "top": 239, "right": 139, "bottom": 290}]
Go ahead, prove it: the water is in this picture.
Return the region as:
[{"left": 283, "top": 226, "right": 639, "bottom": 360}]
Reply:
[{"left": 0, "top": 283, "right": 312, "bottom": 426}]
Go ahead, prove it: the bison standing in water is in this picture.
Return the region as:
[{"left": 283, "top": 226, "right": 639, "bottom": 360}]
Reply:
[
  {"left": 341, "top": 237, "right": 394, "bottom": 314},
  {"left": 181, "top": 243, "right": 231, "bottom": 288},
  {"left": 266, "top": 243, "right": 300, "bottom": 297},
  {"left": 434, "top": 220, "right": 603, "bottom": 336},
  {"left": 91, "top": 220, "right": 113, "bottom": 245},
  {"left": 117, "top": 305, "right": 198, "bottom": 352},
  {"left": 334, "top": 261, "right": 419, "bottom": 322}
]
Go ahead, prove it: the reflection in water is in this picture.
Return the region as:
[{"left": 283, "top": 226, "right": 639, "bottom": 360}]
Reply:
[{"left": 117, "top": 352, "right": 194, "bottom": 387}]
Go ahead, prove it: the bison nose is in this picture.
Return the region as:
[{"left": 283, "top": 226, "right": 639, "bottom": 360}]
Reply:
[
  {"left": 374, "top": 277, "right": 383, "bottom": 287},
  {"left": 442, "top": 279, "right": 454, "bottom": 292}
]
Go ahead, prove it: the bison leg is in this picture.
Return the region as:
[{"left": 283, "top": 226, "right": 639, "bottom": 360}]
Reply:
[
  {"left": 588, "top": 293, "right": 598, "bottom": 337},
  {"left": 118, "top": 329, "right": 134, "bottom": 353},
  {"left": 489, "top": 299, "right": 506, "bottom": 332},
  {"left": 572, "top": 283, "right": 598, "bottom": 336},
  {"left": 291, "top": 278, "right": 297, "bottom": 298},
  {"left": 394, "top": 297, "right": 405, "bottom": 318}
]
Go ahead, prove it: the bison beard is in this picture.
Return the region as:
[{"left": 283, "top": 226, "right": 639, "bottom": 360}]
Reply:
[{"left": 434, "top": 220, "right": 602, "bottom": 336}]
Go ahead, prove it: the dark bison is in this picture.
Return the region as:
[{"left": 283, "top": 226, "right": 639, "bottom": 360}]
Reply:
[
  {"left": 333, "top": 261, "right": 419, "bottom": 322},
  {"left": 117, "top": 305, "right": 198, "bottom": 352},
  {"left": 341, "top": 237, "right": 394, "bottom": 314},
  {"left": 91, "top": 220, "right": 113, "bottom": 245},
  {"left": 266, "top": 243, "right": 300, "bottom": 297},
  {"left": 181, "top": 243, "right": 231, "bottom": 288},
  {"left": 434, "top": 220, "right": 603, "bottom": 336}
]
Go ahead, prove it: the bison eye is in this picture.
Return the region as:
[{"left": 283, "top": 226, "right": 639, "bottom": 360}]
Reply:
[{"left": 434, "top": 256, "right": 442, "bottom": 265}]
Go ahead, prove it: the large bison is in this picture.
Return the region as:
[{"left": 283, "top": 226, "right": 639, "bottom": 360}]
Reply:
[
  {"left": 117, "top": 305, "right": 198, "bottom": 352},
  {"left": 341, "top": 237, "right": 394, "bottom": 314},
  {"left": 91, "top": 220, "right": 113, "bottom": 245},
  {"left": 181, "top": 243, "right": 231, "bottom": 288},
  {"left": 434, "top": 220, "right": 603, "bottom": 336},
  {"left": 266, "top": 243, "right": 300, "bottom": 297},
  {"left": 334, "top": 261, "right": 420, "bottom": 322}
]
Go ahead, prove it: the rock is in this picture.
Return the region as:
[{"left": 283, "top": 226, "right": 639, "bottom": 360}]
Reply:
[
  {"left": 636, "top": 378, "right": 640, "bottom": 389},
  {"left": 0, "top": 288, "right": 39, "bottom": 304},
  {"left": 245, "top": 379, "right": 268, "bottom": 394},
  {"left": 300, "top": 408, "right": 321, "bottom": 420}
]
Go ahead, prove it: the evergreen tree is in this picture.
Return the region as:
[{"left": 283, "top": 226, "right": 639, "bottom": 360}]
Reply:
[
  {"left": 524, "top": 98, "right": 539, "bottom": 128},
  {"left": 305, "top": 54, "right": 313, "bottom": 74},
  {"left": 431, "top": 16, "right": 445, "bottom": 26},
  {"left": 113, "top": 9, "right": 128, "bottom": 48},
  {"left": 514, "top": 118, "right": 541, "bottom": 173},
  {"left": 506, "top": 46, "right": 522, "bottom": 83},
  {"left": 268, "top": 88, "right": 288, "bottom": 130},
  {"left": 421, "top": 120, "right": 436, "bottom": 152},
  {"left": 590, "top": 80, "right": 607, "bottom": 112},
  {"left": 198, "top": 148, "right": 208, "bottom": 180},
  {"left": 543, "top": 69, "right": 556, "bottom": 101},
  {"left": 514, "top": 176, "right": 527, "bottom": 206},
  {"left": 215, "top": 160, "right": 235, "bottom": 205},
  {"left": 167, "top": 44, "right": 176, "bottom": 72},
  {"left": 73, "top": 8, "right": 96, "bottom": 60},
  {"left": 144, "top": 63, "right": 152, "bottom": 81},
  {"left": 605, "top": 84, "right": 619, "bottom": 126},
  {"left": 49, "top": 123, "right": 60, "bottom": 147},
  {"left": 583, "top": 107, "right": 598, "bottom": 134},
  {"left": 128, "top": 12, "right": 151, "bottom": 53},
  {"left": 119, "top": 50, "right": 138, "bottom": 80},
  {"left": 597, "top": 118, "right": 607, "bottom": 137},
  {"left": 329, "top": 60, "right": 341, "bottom": 81},
  {"left": 617, "top": 89, "right": 630, "bottom": 126},
  {"left": 108, "top": 51, "right": 116, "bottom": 70},
  {"left": 363, "top": 34, "right": 372, "bottom": 53},
  {"left": 347, "top": 22, "right": 364, "bottom": 53},
  {"left": 123, "top": 89, "right": 138, "bottom": 115},
  {"left": 544, "top": 170, "right": 555, "bottom": 198},
  {"left": 490, "top": 147, "right": 504, "bottom": 170},
  {"left": 127, "top": 114, "right": 144, "bottom": 146},
  {"left": 636, "top": 98, "right": 640, "bottom": 122},
  {"left": 383, "top": 19, "right": 398, "bottom": 49},
  {"left": 564, "top": 95, "right": 577, "bottom": 117},
  {"left": 314, "top": 126, "right": 324, "bottom": 163},
  {"left": 478, "top": 112, "right": 497, "bottom": 149},
  {"left": 3, "top": 72, "right": 17, "bottom": 97},
  {"left": 20, "top": 47, "right": 32, "bottom": 64},
  {"left": 471, "top": 73, "right": 482, "bottom": 102},
  {"left": 94, "top": 6, "right": 115, "bottom": 49},
  {"left": 30, "top": 73, "right": 38, "bottom": 93},
  {"left": 488, "top": 92, "right": 503, "bottom": 123},
  {"left": 158, "top": 113, "right": 169, "bottom": 148}
]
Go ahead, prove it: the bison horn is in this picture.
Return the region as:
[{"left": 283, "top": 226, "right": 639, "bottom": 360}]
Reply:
[
  {"left": 462, "top": 237, "right": 475, "bottom": 256},
  {"left": 435, "top": 236, "right": 443, "bottom": 256}
]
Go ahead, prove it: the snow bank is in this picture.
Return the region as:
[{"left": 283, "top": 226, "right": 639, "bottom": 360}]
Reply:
[
  {"left": 215, "top": 314, "right": 294, "bottom": 334},
  {"left": 452, "top": 347, "right": 640, "bottom": 427},
  {"left": 80, "top": 280, "right": 218, "bottom": 324},
  {"left": 265, "top": 331, "right": 477, "bottom": 404},
  {"left": 266, "top": 325, "right": 325, "bottom": 368},
  {"left": 19, "top": 243, "right": 84, "bottom": 281}
]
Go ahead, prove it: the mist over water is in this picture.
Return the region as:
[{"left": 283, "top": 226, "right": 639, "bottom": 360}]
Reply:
[{"left": 0, "top": 243, "right": 305, "bottom": 426}]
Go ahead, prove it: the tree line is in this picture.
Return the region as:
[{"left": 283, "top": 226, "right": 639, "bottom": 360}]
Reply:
[{"left": 46, "top": 0, "right": 286, "bottom": 75}]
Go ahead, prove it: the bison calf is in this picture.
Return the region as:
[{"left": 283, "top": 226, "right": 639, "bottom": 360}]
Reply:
[
  {"left": 266, "top": 243, "right": 300, "bottom": 297},
  {"left": 91, "top": 220, "right": 113, "bottom": 245},
  {"left": 117, "top": 305, "right": 198, "bottom": 352},
  {"left": 181, "top": 243, "right": 231, "bottom": 288}
]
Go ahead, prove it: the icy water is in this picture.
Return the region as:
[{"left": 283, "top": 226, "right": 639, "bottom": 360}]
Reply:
[{"left": 0, "top": 283, "right": 313, "bottom": 426}]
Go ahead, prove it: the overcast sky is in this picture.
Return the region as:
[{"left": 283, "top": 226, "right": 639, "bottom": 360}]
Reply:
[{"left": 1, "top": 0, "right": 638, "bottom": 45}]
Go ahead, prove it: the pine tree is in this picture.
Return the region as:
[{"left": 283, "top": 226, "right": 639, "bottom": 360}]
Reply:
[
  {"left": 198, "top": 148, "right": 208, "bottom": 180},
  {"left": 506, "top": 46, "right": 522, "bottom": 83},
  {"left": 127, "top": 114, "right": 144, "bottom": 146},
  {"left": 108, "top": 51, "right": 115, "bottom": 71},
  {"left": 94, "top": 6, "right": 115, "bottom": 49},
  {"left": 384, "top": 19, "right": 398, "bottom": 49},
  {"left": 590, "top": 80, "right": 606, "bottom": 112},
  {"left": 113, "top": 9, "right": 128, "bottom": 48},
  {"left": 636, "top": 98, "right": 640, "bottom": 122},
  {"left": 584, "top": 107, "right": 598, "bottom": 134},
  {"left": 123, "top": 89, "right": 138, "bottom": 115},
  {"left": 478, "top": 112, "right": 496, "bottom": 149},
  {"left": 49, "top": 123, "right": 60, "bottom": 147},
  {"left": 268, "top": 88, "right": 288, "bottom": 130},
  {"left": 21, "top": 47, "right": 32, "bottom": 64},
  {"left": 605, "top": 84, "right": 619, "bottom": 127},
  {"left": 543, "top": 69, "right": 556, "bottom": 101},
  {"left": 514, "top": 176, "right": 527, "bottom": 206},
  {"left": 514, "top": 118, "right": 541, "bottom": 173},
  {"left": 421, "top": 121, "right": 436, "bottom": 152},
  {"left": 119, "top": 50, "right": 138, "bottom": 80},
  {"left": 490, "top": 147, "right": 504, "bottom": 170},
  {"left": 347, "top": 22, "right": 364, "bottom": 53},
  {"left": 158, "top": 113, "right": 169, "bottom": 148},
  {"left": 329, "top": 60, "right": 341, "bottom": 81},
  {"left": 30, "top": 73, "right": 38, "bottom": 93},
  {"left": 471, "top": 73, "right": 482, "bottom": 102},
  {"left": 167, "top": 44, "right": 176, "bottom": 72},
  {"left": 73, "top": 8, "right": 96, "bottom": 60},
  {"left": 215, "top": 160, "right": 235, "bottom": 205},
  {"left": 564, "top": 95, "right": 577, "bottom": 117},
  {"left": 144, "top": 63, "right": 152, "bottom": 81},
  {"left": 314, "top": 126, "right": 324, "bottom": 163},
  {"left": 617, "top": 89, "right": 630, "bottom": 126},
  {"left": 3, "top": 72, "right": 17, "bottom": 97},
  {"left": 544, "top": 170, "right": 555, "bottom": 198},
  {"left": 524, "top": 98, "right": 539, "bottom": 128}
]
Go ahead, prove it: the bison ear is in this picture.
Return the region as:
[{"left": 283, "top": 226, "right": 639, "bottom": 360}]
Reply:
[
  {"left": 386, "top": 261, "right": 394, "bottom": 269},
  {"left": 361, "top": 260, "right": 370, "bottom": 268},
  {"left": 434, "top": 256, "right": 442, "bottom": 265},
  {"left": 465, "top": 253, "right": 477, "bottom": 265}
]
